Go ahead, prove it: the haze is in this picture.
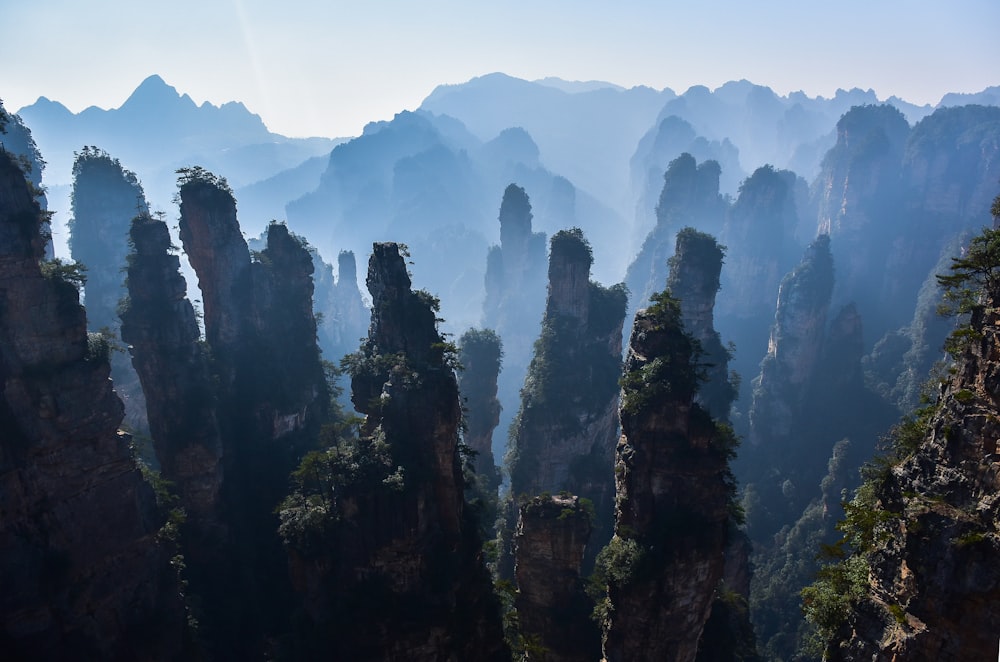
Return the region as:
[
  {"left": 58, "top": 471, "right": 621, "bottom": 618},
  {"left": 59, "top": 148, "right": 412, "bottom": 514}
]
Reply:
[{"left": 3, "top": 0, "right": 998, "bottom": 138}]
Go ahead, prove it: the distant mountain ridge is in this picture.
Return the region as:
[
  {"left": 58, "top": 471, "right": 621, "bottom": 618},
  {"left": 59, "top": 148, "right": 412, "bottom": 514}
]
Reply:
[{"left": 17, "top": 74, "right": 339, "bottom": 205}]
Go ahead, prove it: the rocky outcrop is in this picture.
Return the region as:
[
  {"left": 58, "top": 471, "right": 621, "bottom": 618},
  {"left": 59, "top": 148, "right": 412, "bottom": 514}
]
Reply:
[
  {"left": 719, "top": 165, "right": 800, "bottom": 323},
  {"left": 602, "top": 291, "right": 738, "bottom": 662},
  {"left": 0, "top": 150, "right": 186, "bottom": 659},
  {"left": 120, "top": 212, "right": 224, "bottom": 547},
  {"left": 170, "top": 169, "right": 329, "bottom": 654},
  {"left": 70, "top": 147, "right": 147, "bottom": 332},
  {"left": 818, "top": 225, "right": 1000, "bottom": 660},
  {"left": 814, "top": 104, "right": 910, "bottom": 337},
  {"left": 749, "top": 234, "right": 834, "bottom": 449},
  {"left": 0, "top": 101, "right": 49, "bottom": 255},
  {"left": 504, "top": 228, "right": 627, "bottom": 577},
  {"left": 514, "top": 494, "right": 600, "bottom": 662},
  {"left": 316, "top": 249, "right": 368, "bottom": 363},
  {"left": 177, "top": 168, "right": 252, "bottom": 355},
  {"left": 281, "top": 242, "right": 508, "bottom": 660},
  {"left": 69, "top": 147, "right": 150, "bottom": 430},
  {"left": 483, "top": 183, "right": 548, "bottom": 450},
  {"left": 507, "top": 229, "right": 626, "bottom": 497},
  {"left": 667, "top": 227, "right": 736, "bottom": 419},
  {"left": 457, "top": 327, "right": 503, "bottom": 492},
  {"left": 625, "top": 152, "right": 727, "bottom": 325}
]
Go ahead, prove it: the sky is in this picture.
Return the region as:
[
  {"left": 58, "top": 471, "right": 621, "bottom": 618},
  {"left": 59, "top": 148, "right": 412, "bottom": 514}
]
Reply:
[{"left": 2, "top": 0, "right": 998, "bottom": 138}]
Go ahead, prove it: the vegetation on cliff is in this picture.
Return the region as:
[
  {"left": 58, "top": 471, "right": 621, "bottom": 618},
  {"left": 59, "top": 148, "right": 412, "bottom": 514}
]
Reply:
[{"left": 804, "top": 212, "right": 1000, "bottom": 659}]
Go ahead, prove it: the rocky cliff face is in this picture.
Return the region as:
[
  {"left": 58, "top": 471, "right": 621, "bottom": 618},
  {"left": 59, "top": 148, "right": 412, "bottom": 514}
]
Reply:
[
  {"left": 0, "top": 150, "right": 186, "bottom": 659},
  {"left": 504, "top": 228, "right": 627, "bottom": 577},
  {"left": 625, "top": 152, "right": 727, "bottom": 326},
  {"left": 814, "top": 104, "right": 910, "bottom": 337},
  {"left": 170, "top": 170, "right": 329, "bottom": 654},
  {"left": 667, "top": 227, "right": 736, "bottom": 419},
  {"left": 817, "top": 228, "right": 1000, "bottom": 660},
  {"left": 0, "top": 101, "right": 49, "bottom": 254},
  {"left": 602, "top": 291, "right": 737, "bottom": 662},
  {"left": 457, "top": 327, "right": 503, "bottom": 492},
  {"left": 281, "top": 242, "right": 507, "bottom": 660},
  {"left": 69, "top": 147, "right": 151, "bottom": 430},
  {"left": 120, "top": 212, "right": 225, "bottom": 549},
  {"left": 177, "top": 169, "right": 252, "bottom": 355},
  {"left": 749, "top": 235, "right": 835, "bottom": 449},
  {"left": 316, "top": 249, "right": 368, "bottom": 363},
  {"left": 483, "top": 183, "right": 548, "bottom": 457},
  {"left": 507, "top": 229, "right": 626, "bottom": 498},
  {"left": 514, "top": 494, "right": 600, "bottom": 661}
]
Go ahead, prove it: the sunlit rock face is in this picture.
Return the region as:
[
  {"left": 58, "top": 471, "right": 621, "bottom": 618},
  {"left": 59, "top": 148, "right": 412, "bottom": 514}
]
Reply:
[
  {"left": 602, "top": 292, "right": 735, "bottom": 662},
  {"left": 829, "top": 302, "right": 1000, "bottom": 661},
  {"left": 0, "top": 150, "right": 186, "bottom": 660}
]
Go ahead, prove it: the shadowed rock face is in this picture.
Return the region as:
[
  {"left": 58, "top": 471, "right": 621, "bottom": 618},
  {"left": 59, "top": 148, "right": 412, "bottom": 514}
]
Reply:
[
  {"left": 120, "top": 212, "right": 224, "bottom": 546},
  {"left": 457, "top": 327, "right": 503, "bottom": 490},
  {"left": 603, "top": 292, "right": 735, "bottom": 662},
  {"left": 0, "top": 150, "right": 186, "bottom": 660},
  {"left": 284, "top": 242, "right": 508, "bottom": 661},
  {"left": 69, "top": 148, "right": 151, "bottom": 430},
  {"left": 177, "top": 174, "right": 251, "bottom": 354},
  {"left": 162, "top": 171, "right": 330, "bottom": 655},
  {"left": 515, "top": 494, "right": 600, "bottom": 662}
]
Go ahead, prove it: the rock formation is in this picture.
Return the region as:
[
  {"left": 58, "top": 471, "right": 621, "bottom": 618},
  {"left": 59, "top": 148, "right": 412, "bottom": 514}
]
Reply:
[
  {"left": 483, "top": 183, "right": 548, "bottom": 454},
  {"left": 119, "top": 211, "right": 225, "bottom": 551},
  {"left": 666, "top": 227, "right": 737, "bottom": 420},
  {"left": 749, "top": 234, "right": 835, "bottom": 450},
  {"left": 315, "top": 249, "right": 369, "bottom": 364},
  {"left": 812, "top": 223, "right": 1000, "bottom": 660},
  {"left": 457, "top": 327, "right": 503, "bottom": 493},
  {"left": 514, "top": 494, "right": 600, "bottom": 661},
  {"left": 0, "top": 149, "right": 186, "bottom": 659},
  {"left": 69, "top": 147, "right": 151, "bottom": 430},
  {"left": 602, "top": 290, "right": 738, "bottom": 662},
  {"left": 504, "top": 228, "right": 627, "bottom": 570},
  {"left": 625, "top": 152, "right": 727, "bottom": 326},
  {"left": 165, "top": 168, "right": 330, "bottom": 654},
  {"left": 813, "top": 104, "right": 910, "bottom": 337},
  {"left": 717, "top": 165, "right": 805, "bottom": 396},
  {"left": 0, "top": 101, "right": 49, "bottom": 255},
  {"left": 280, "top": 242, "right": 508, "bottom": 660}
]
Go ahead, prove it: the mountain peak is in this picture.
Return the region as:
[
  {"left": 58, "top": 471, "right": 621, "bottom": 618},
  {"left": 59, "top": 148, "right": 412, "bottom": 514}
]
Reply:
[{"left": 120, "top": 75, "right": 193, "bottom": 112}]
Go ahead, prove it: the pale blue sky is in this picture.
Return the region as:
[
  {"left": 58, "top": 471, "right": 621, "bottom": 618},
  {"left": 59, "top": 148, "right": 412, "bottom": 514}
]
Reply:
[{"left": 2, "top": 0, "right": 997, "bottom": 138}]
